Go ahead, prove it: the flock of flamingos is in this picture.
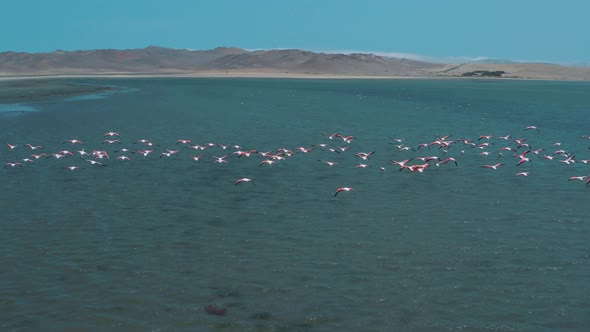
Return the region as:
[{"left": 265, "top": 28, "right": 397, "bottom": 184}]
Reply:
[{"left": 2, "top": 125, "right": 590, "bottom": 195}]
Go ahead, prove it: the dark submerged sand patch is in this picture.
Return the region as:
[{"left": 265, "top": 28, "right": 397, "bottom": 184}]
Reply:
[{"left": 0, "top": 79, "right": 116, "bottom": 104}]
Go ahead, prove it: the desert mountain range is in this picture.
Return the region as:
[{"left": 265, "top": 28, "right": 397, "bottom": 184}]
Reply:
[{"left": 1, "top": 46, "right": 589, "bottom": 80}]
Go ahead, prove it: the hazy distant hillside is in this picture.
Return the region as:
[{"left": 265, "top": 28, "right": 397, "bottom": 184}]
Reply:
[
  {"left": 0, "top": 46, "right": 589, "bottom": 80},
  {"left": 0, "top": 46, "right": 247, "bottom": 75},
  {"left": 207, "top": 49, "right": 443, "bottom": 76},
  {"left": 0, "top": 46, "right": 445, "bottom": 77}
]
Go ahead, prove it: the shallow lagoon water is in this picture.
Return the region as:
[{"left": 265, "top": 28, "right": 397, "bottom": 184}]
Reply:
[{"left": 1, "top": 78, "right": 590, "bottom": 331}]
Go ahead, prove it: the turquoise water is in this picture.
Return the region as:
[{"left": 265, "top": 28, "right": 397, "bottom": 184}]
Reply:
[{"left": 1, "top": 78, "right": 590, "bottom": 331}]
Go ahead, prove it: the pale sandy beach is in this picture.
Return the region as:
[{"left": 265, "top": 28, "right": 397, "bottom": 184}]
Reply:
[{"left": 2, "top": 65, "right": 589, "bottom": 82}]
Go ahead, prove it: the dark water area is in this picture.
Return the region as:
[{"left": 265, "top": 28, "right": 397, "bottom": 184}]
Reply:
[
  {"left": 0, "top": 79, "right": 117, "bottom": 104},
  {"left": 1, "top": 78, "right": 590, "bottom": 331}
]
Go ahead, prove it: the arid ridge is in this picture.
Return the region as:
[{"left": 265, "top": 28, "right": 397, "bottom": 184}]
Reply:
[{"left": 1, "top": 46, "right": 589, "bottom": 80}]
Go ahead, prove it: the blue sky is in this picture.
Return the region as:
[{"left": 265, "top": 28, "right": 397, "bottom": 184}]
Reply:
[{"left": 1, "top": 0, "right": 588, "bottom": 64}]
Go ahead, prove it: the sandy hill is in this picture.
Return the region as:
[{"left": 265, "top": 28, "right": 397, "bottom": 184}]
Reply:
[
  {"left": 435, "top": 63, "right": 590, "bottom": 80},
  {"left": 0, "top": 46, "right": 588, "bottom": 80},
  {"left": 0, "top": 46, "right": 444, "bottom": 77}
]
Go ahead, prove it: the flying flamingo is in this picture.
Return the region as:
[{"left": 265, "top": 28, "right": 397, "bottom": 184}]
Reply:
[
  {"left": 25, "top": 144, "right": 43, "bottom": 150},
  {"left": 355, "top": 152, "right": 375, "bottom": 160},
  {"left": 4, "top": 143, "right": 17, "bottom": 150},
  {"left": 392, "top": 159, "right": 413, "bottom": 169},
  {"left": 416, "top": 156, "right": 440, "bottom": 163},
  {"left": 516, "top": 151, "right": 532, "bottom": 166},
  {"left": 4, "top": 162, "right": 23, "bottom": 168},
  {"left": 114, "top": 148, "right": 134, "bottom": 154},
  {"left": 322, "top": 133, "right": 342, "bottom": 140},
  {"left": 190, "top": 145, "right": 208, "bottom": 150},
  {"left": 482, "top": 163, "right": 504, "bottom": 170},
  {"left": 83, "top": 159, "right": 105, "bottom": 166},
  {"left": 92, "top": 150, "right": 109, "bottom": 159},
  {"left": 189, "top": 155, "right": 205, "bottom": 162},
  {"left": 235, "top": 178, "right": 255, "bottom": 186},
  {"left": 160, "top": 150, "right": 180, "bottom": 158},
  {"left": 232, "top": 150, "right": 257, "bottom": 157},
  {"left": 560, "top": 155, "right": 576, "bottom": 165},
  {"left": 319, "top": 160, "right": 338, "bottom": 166},
  {"left": 297, "top": 147, "right": 314, "bottom": 153},
  {"left": 334, "top": 187, "right": 354, "bottom": 196},
  {"left": 137, "top": 150, "right": 155, "bottom": 157},
  {"left": 51, "top": 153, "right": 67, "bottom": 159},
  {"left": 436, "top": 157, "right": 458, "bottom": 166},
  {"left": 260, "top": 159, "right": 276, "bottom": 167},
  {"left": 31, "top": 153, "right": 48, "bottom": 159},
  {"left": 76, "top": 149, "right": 91, "bottom": 157},
  {"left": 341, "top": 135, "right": 355, "bottom": 143},
  {"left": 401, "top": 163, "right": 430, "bottom": 173},
  {"left": 212, "top": 155, "right": 229, "bottom": 164}
]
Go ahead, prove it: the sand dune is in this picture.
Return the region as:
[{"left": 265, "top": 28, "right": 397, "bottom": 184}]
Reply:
[{"left": 436, "top": 63, "right": 590, "bottom": 80}]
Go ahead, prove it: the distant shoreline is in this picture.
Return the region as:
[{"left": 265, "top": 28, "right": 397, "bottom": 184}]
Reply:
[
  {"left": 0, "top": 71, "right": 433, "bottom": 81},
  {"left": 2, "top": 46, "right": 590, "bottom": 81},
  {"left": 1, "top": 71, "right": 588, "bottom": 82}
]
